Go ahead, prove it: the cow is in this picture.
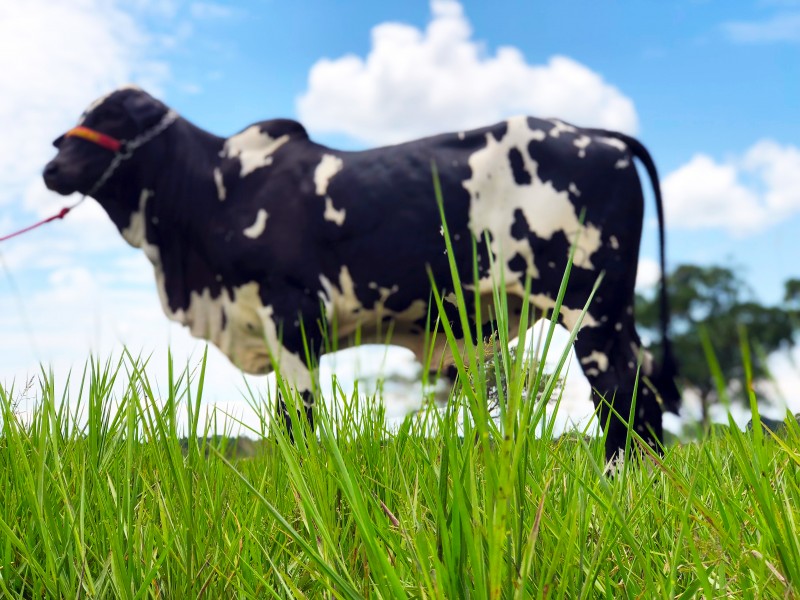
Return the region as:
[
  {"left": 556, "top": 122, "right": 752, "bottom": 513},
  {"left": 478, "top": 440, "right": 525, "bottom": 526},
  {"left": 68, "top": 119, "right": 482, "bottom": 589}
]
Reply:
[{"left": 43, "top": 86, "right": 679, "bottom": 461}]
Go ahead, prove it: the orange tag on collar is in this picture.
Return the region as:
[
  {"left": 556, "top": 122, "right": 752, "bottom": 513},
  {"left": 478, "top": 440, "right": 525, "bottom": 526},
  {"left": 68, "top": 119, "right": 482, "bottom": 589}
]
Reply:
[{"left": 65, "top": 126, "right": 122, "bottom": 152}]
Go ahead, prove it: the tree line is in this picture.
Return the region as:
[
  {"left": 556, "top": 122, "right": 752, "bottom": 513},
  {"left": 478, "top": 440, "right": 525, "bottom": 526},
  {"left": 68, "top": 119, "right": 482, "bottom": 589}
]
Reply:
[{"left": 636, "top": 264, "right": 799, "bottom": 427}]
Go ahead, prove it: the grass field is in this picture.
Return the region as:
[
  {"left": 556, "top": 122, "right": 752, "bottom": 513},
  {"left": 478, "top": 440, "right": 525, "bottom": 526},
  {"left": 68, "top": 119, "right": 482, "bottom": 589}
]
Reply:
[
  {"left": 3, "top": 183, "right": 799, "bottom": 598},
  {"left": 2, "top": 347, "right": 800, "bottom": 599}
]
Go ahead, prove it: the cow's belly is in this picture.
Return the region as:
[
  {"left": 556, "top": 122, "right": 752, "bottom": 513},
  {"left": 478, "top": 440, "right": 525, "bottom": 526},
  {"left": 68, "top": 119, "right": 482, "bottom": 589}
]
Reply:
[
  {"left": 332, "top": 291, "right": 555, "bottom": 369},
  {"left": 320, "top": 265, "right": 429, "bottom": 336},
  {"left": 161, "top": 279, "right": 271, "bottom": 374}
]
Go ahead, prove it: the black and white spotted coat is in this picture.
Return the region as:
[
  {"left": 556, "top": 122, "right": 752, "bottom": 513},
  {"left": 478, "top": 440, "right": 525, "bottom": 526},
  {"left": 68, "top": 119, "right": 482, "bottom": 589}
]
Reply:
[{"left": 43, "top": 86, "right": 680, "bottom": 459}]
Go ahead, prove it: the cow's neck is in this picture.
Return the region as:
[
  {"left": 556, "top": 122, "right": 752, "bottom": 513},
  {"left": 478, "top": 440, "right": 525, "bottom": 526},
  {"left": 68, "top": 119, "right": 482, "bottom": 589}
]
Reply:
[
  {"left": 150, "top": 119, "right": 224, "bottom": 233},
  {"left": 105, "top": 117, "right": 227, "bottom": 316},
  {"left": 106, "top": 118, "right": 223, "bottom": 247}
]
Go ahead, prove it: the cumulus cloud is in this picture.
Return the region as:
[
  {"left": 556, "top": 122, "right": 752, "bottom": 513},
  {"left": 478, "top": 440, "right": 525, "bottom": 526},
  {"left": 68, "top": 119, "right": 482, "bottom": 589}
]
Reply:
[
  {"left": 0, "top": 0, "right": 439, "bottom": 422},
  {"left": 0, "top": 1, "right": 223, "bottom": 407},
  {"left": 0, "top": 0, "right": 170, "bottom": 210},
  {"left": 662, "top": 140, "right": 800, "bottom": 235},
  {"left": 723, "top": 12, "right": 800, "bottom": 43},
  {"left": 297, "top": 0, "right": 638, "bottom": 145},
  {"left": 0, "top": 256, "right": 264, "bottom": 394}
]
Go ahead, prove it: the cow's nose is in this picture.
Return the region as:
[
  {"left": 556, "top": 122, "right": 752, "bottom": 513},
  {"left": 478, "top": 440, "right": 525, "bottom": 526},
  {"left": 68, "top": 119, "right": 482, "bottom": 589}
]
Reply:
[
  {"left": 43, "top": 160, "right": 63, "bottom": 190},
  {"left": 43, "top": 160, "right": 59, "bottom": 179}
]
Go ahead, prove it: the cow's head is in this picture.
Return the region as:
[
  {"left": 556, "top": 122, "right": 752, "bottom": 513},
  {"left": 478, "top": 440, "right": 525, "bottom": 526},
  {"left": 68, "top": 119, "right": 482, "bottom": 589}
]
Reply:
[{"left": 43, "top": 86, "right": 169, "bottom": 197}]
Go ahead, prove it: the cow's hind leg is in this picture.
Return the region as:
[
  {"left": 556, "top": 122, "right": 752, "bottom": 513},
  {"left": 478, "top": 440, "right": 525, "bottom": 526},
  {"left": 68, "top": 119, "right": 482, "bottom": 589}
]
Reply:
[{"left": 574, "top": 318, "right": 663, "bottom": 463}]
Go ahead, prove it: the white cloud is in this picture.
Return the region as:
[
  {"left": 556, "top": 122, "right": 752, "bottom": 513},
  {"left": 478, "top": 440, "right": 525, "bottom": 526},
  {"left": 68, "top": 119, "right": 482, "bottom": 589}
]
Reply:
[
  {"left": 723, "top": 12, "right": 800, "bottom": 43},
  {"left": 0, "top": 0, "right": 169, "bottom": 209},
  {"left": 742, "top": 140, "right": 800, "bottom": 215},
  {"left": 662, "top": 140, "right": 800, "bottom": 235},
  {"left": 0, "top": 0, "right": 435, "bottom": 426},
  {"left": 0, "top": 1, "right": 219, "bottom": 408},
  {"left": 636, "top": 257, "right": 661, "bottom": 291},
  {"left": 662, "top": 154, "right": 766, "bottom": 233},
  {"left": 0, "top": 261, "right": 265, "bottom": 405},
  {"left": 297, "top": 0, "right": 638, "bottom": 145}
]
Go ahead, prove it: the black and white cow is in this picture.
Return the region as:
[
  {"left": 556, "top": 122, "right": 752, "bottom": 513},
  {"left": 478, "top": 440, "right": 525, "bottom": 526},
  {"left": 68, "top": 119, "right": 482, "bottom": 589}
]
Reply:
[{"left": 43, "top": 86, "right": 679, "bottom": 460}]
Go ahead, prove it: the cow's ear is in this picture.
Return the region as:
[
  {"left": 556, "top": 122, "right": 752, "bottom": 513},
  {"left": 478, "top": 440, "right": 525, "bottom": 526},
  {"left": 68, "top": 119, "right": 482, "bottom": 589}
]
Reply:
[{"left": 123, "top": 92, "right": 165, "bottom": 130}]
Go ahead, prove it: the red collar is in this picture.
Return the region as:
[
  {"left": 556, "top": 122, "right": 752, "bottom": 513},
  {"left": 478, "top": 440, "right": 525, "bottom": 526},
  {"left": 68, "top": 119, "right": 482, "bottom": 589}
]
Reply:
[{"left": 64, "top": 126, "right": 122, "bottom": 152}]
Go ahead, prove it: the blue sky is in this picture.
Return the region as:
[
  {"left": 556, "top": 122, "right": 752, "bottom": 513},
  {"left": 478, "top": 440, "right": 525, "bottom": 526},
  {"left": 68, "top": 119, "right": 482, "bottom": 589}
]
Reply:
[
  {"left": 136, "top": 0, "right": 800, "bottom": 301},
  {"left": 1, "top": 0, "right": 798, "bottom": 421}
]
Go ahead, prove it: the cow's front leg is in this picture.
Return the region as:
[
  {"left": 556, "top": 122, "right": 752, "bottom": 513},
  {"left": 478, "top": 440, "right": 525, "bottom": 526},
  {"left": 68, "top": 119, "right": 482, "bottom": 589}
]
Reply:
[
  {"left": 277, "top": 391, "right": 315, "bottom": 443},
  {"left": 257, "top": 300, "right": 322, "bottom": 442}
]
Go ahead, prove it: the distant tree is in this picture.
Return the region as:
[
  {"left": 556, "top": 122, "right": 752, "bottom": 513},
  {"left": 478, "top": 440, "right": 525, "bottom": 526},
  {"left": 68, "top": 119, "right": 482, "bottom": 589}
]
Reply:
[
  {"left": 785, "top": 278, "right": 800, "bottom": 311},
  {"left": 636, "top": 264, "right": 798, "bottom": 427}
]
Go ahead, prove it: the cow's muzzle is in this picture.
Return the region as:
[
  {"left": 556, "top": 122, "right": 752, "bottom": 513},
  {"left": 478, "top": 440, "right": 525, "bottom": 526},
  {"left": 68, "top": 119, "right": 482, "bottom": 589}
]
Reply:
[{"left": 43, "top": 159, "right": 79, "bottom": 195}]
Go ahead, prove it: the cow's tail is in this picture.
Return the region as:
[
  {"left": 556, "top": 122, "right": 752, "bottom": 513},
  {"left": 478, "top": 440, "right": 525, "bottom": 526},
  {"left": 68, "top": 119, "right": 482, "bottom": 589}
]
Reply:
[{"left": 590, "top": 129, "right": 680, "bottom": 413}]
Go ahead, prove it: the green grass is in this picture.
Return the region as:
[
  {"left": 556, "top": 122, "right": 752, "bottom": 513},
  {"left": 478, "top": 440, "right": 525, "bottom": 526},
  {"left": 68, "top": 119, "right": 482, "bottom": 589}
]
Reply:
[
  {"left": 2, "top": 175, "right": 799, "bottom": 598},
  {"left": 2, "top": 351, "right": 800, "bottom": 598}
]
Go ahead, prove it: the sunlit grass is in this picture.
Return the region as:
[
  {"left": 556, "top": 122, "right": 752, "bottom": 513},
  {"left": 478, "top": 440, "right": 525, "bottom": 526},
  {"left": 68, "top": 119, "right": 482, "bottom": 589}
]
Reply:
[
  {"left": 2, "top": 175, "right": 799, "bottom": 598},
  {"left": 3, "top": 349, "right": 800, "bottom": 598}
]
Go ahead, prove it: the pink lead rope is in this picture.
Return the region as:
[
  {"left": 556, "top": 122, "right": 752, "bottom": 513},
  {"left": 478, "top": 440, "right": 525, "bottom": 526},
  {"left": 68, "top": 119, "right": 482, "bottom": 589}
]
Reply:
[
  {"left": 0, "top": 199, "right": 85, "bottom": 244},
  {"left": 0, "top": 121, "right": 122, "bottom": 243},
  {"left": 0, "top": 109, "right": 178, "bottom": 244}
]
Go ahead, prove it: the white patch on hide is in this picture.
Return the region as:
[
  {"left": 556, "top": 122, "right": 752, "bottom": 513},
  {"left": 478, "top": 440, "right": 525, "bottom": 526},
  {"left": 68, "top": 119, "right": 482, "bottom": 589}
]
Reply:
[
  {"left": 634, "top": 343, "right": 655, "bottom": 376},
  {"left": 136, "top": 230, "right": 173, "bottom": 330},
  {"left": 318, "top": 266, "right": 426, "bottom": 338},
  {"left": 529, "top": 293, "right": 598, "bottom": 331},
  {"left": 568, "top": 182, "right": 581, "bottom": 197},
  {"left": 259, "top": 305, "right": 313, "bottom": 393},
  {"left": 324, "top": 197, "right": 346, "bottom": 226},
  {"left": 610, "top": 235, "right": 619, "bottom": 249},
  {"left": 121, "top": 188, "right": 153, "bottom": 248},
  {"left": 548, "top": 119, "right": 577, "bottom": 138},
  {"left": 79, "top": 85, "right": 142, "bottom": 124},
  {"left": 597, "top": 136, "right": 627, "bottom": 152},
  {"left": 615, "top": 157, "right": 630, "bottom": 169},
  {"left": 151, "top": 281, "right": 273, "bottom": 375},
  {"left": 604, "top": 451, "right": 625, "bottom": 477},
  {"left": 463, "top": 115, "right": 603, "bottom": 283},
  {"left": 314, "top": 154, "right": 344, "bottom": 196},
  {"left": 573, "top": 135, "right": 591, "bottom": 158},
  {"left": 145, "top": 278, "right": 318, "bottom": 385},
  {"left": 529, "top": 129, "right": 547, "bottom": 141},
  {"left": 243, "top": 209, "right": 269, "bottom": 239},
  {"left": 213, "top": 167, "right": 226, "bottom": 201},
  {"left": 221, "top": 126, "right": 290, "bottom": 177},
  {"left": 580, "top": 350, "right": 610, "bottom": 372}
]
